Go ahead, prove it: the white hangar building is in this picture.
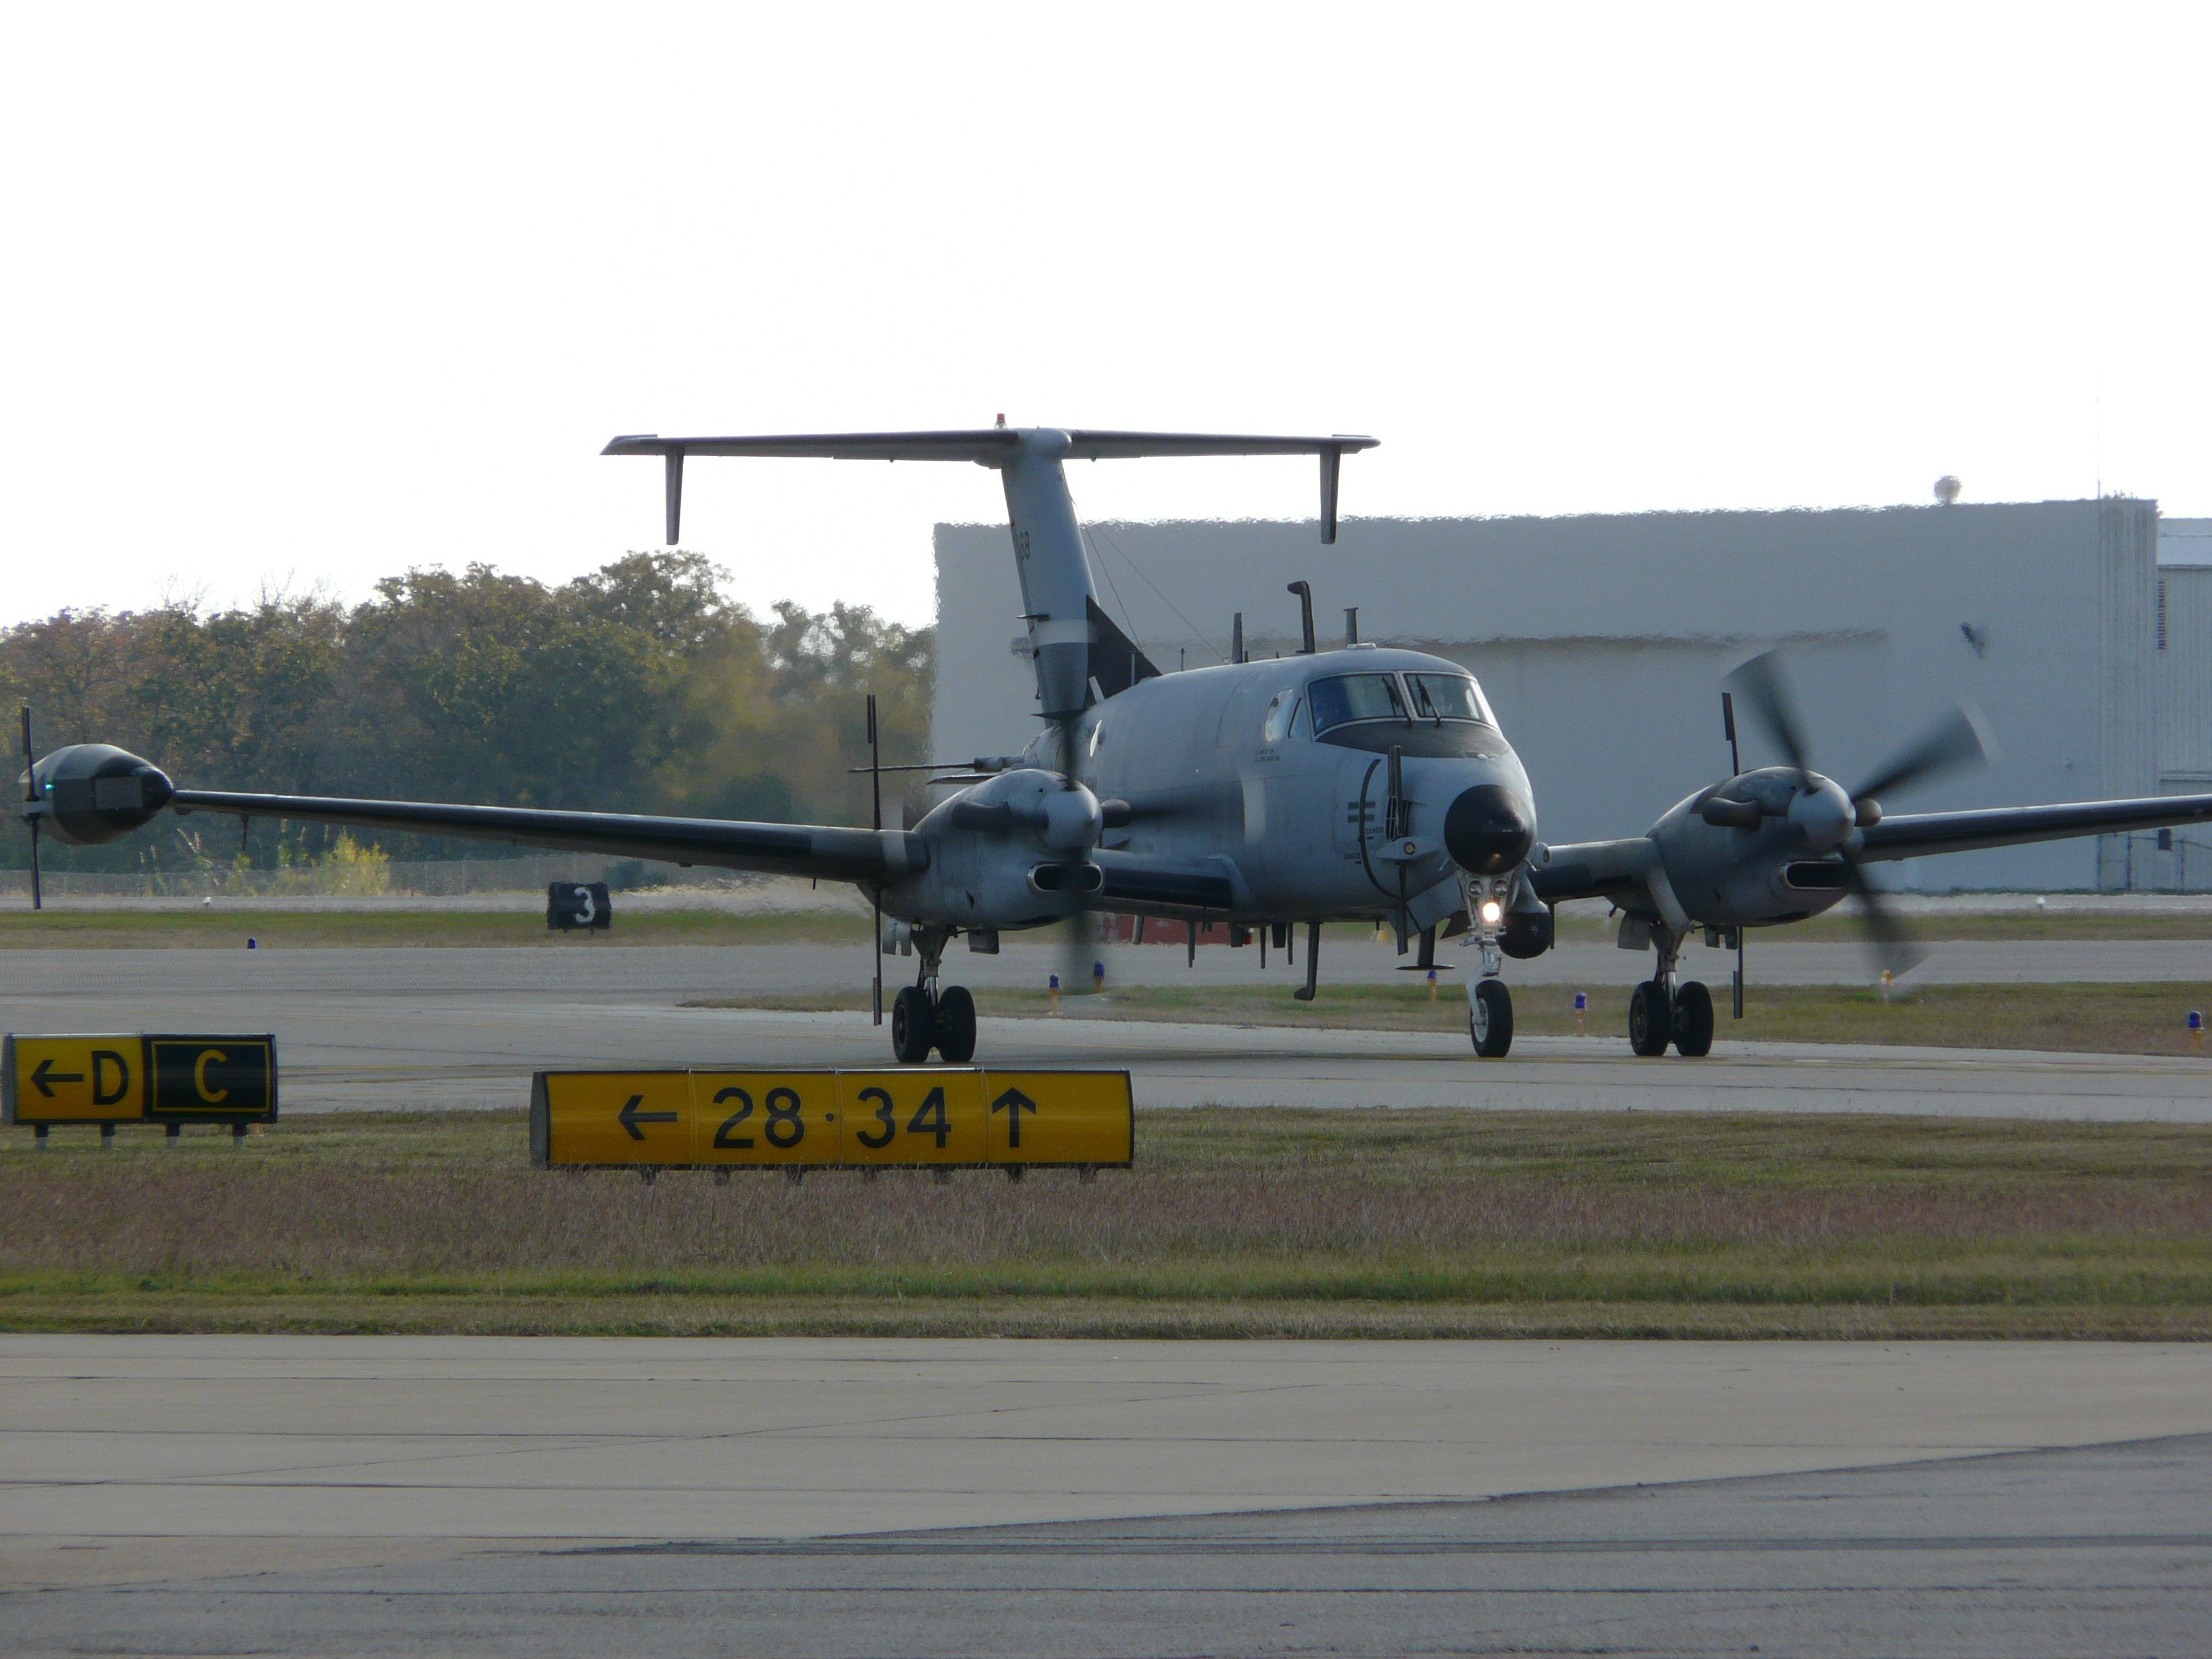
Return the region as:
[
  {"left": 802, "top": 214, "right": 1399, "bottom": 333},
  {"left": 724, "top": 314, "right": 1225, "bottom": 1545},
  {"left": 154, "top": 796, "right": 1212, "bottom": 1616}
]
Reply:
[{"left": 934, "top": 499, "right": 2212, "bottom": 893}]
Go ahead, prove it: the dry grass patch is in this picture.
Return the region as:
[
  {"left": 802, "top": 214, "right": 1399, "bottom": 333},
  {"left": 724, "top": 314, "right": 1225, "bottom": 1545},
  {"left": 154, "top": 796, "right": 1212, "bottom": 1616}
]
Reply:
[{"left": 2, "top": 1107, "right": 2207, "bottom": 1337}]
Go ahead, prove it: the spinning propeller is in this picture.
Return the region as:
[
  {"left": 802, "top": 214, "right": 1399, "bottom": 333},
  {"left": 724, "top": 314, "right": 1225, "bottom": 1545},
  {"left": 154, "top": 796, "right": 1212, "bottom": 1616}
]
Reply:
[
  {"left": 18, "top": 706, "right": 41, "bottom": 912},
  {"left": 1046, "top": 711, "right": 1103, "bottom": 999},
  {"left": 1716, "top": 651, "right": 1990, "bottom": 977}
]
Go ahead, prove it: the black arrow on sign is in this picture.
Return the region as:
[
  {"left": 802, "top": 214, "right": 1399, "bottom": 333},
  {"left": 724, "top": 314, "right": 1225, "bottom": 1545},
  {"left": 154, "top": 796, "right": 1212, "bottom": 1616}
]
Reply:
[
  {"left": 990, "top": 1086, "right": 1038, "bottom": 1149},
  {"left": 31, "top": 1057, "right": 84, "bottom": 1098},
  {"left": 618, "top": 1094, "right": 678, "bottom": 1141}
]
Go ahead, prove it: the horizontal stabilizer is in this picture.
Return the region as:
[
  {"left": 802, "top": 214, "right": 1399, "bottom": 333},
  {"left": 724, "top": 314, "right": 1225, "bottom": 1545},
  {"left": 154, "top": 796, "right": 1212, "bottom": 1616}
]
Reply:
[{"left": 605, "top": 426, "right": 1377, "bottom": 544}]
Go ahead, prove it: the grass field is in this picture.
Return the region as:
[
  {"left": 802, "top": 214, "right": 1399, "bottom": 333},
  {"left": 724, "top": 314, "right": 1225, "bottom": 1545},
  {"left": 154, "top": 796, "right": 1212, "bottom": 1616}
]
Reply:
[
  {"left": 696, "top": 980, "right": 2212, "bottom": 1057},
  {"left": 0, "top": 907, "right": 871, "bottom": 948},
  {"left": 2, "top": 1107, "right": 2207, "bottom": 1339},
  {"left": 4, "top": 903, "right": 2212, "bottom": 948}
]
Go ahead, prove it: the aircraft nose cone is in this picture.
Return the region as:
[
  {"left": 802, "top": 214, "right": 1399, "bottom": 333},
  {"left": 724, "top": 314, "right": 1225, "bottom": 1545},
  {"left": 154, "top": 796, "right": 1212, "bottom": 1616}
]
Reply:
[{"left": 1443, "top": 783, "right": 1534, "bottom": 875}]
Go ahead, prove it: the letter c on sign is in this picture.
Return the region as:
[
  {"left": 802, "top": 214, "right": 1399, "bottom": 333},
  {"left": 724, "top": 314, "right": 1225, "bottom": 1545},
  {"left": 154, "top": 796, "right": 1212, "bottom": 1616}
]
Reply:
[{"left": 194, "top": 1049, "right": 230, "bottom": 1103}]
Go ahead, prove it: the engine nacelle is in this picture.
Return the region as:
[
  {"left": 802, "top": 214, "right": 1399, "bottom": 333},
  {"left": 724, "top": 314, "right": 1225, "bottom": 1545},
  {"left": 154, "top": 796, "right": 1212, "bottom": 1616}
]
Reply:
[
  {"left": 24, "top": 745, "right": 174, "bottom": 845},
  {"left": 895, "top": 768, "right": 1105, "bottom": 931}
]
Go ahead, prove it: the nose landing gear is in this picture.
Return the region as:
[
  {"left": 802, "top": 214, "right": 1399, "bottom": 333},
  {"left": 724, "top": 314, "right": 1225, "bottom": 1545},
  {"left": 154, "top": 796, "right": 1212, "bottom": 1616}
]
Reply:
[{"left": 1468, "top": 977, "right": 1514, "bottom": 1058}]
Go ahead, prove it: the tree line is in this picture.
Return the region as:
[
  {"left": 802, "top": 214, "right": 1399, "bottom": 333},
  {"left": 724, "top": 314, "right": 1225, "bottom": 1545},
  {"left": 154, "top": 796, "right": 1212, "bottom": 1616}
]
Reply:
[{"left": 0, "top": 553, "right": 933, "bottom": 872}]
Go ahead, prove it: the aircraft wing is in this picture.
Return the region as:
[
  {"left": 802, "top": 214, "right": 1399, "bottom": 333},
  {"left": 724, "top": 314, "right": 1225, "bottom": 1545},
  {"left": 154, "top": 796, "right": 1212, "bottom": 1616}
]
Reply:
[
  {"left": 1527, "top": 838, "right": 1658, "bottom": 907},
  {"left": 168, "top": 790, "right": 926, "bottom": 884},
  {"left": 1088, "top": 849, "right": 1240, "bottom": 913},
  {"left": 1854, "top": 790, "right": 2212, "bottom": 863}
]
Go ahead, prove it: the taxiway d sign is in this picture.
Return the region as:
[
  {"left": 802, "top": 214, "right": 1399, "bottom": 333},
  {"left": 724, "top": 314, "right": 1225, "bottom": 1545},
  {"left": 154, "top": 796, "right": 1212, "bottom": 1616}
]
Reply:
[
  {"left": 1, "top": 1036, "right": 142, "bottom": 1122},
  {"left": 1, "top": 1034, "right": 279, "bottom": 1126},
  {"left": 531, "top": 1068, "right": 1133, "bottom": 1170}
]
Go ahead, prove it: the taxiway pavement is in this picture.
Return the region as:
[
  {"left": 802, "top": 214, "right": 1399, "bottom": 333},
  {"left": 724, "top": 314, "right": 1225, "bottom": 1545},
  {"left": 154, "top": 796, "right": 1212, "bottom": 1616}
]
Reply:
[
  {"left": 3, "top": 1336, "right": 2207, "bottom": 1655},
  {"left": 7, "top": 945, "right": 2212, "bottom": 1120}
]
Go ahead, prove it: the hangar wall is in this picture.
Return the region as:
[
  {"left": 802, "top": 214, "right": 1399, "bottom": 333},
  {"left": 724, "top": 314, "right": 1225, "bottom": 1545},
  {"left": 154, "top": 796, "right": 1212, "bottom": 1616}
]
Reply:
[
  {"left": 2137, "top": 520, "right": 2212, "bottom": 890},
  {"left": 935, "top": 498, "right": 2175, "bottom": 892}
]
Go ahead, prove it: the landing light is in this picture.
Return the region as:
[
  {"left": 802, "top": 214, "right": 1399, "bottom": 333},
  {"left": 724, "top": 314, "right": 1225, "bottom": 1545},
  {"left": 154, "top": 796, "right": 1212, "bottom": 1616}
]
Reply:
[{"left": 1479, "top": 899, "right": 1504, "bottom": 926}]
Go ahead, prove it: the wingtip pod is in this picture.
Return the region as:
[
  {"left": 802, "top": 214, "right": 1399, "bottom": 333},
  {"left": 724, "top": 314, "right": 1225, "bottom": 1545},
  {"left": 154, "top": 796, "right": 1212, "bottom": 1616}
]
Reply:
[{"left": 24, "top": 745, "right": 173, "bottom": 845}]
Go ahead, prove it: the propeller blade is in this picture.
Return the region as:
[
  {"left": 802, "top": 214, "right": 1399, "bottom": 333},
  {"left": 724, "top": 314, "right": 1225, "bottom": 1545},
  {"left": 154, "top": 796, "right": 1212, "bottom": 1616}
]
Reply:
[
  {"left": 19, "top": 706, "right": 39, "bottom": 912},
  {"left": 1061, "top": 906, "right": 1100, "bottom": 1001},
  {"left": 1726, "top": 650, "right": 1812, "bottom": 783},
  {"left": 1843, "top": 859, "right": 1923, "bottom": 980},
  {"left": 1851, "top": 706, "right": 1992, "bottom": 804},
  {"left": 1046, "top": 710, "right": 1101, "bottom": 996}
]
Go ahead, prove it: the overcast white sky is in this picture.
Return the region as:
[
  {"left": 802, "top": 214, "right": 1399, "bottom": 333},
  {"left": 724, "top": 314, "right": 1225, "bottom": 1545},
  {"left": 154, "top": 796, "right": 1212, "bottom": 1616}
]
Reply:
[{"left": 3, "top": 3, "right": 2207, "bottom": 628}]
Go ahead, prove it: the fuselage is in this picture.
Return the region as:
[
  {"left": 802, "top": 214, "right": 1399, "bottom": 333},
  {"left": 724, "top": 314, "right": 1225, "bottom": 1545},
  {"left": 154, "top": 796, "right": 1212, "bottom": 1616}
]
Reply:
[{"left": 889, "top": 646, "right": 1537, "bottom": 932}]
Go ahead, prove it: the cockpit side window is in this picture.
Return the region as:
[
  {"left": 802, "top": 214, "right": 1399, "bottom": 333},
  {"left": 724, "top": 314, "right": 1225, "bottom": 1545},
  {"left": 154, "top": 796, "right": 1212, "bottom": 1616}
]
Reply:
[
  {"left": 1307, "top": 673, "right": 1407, "bottom": 734},
  {"left": 1406, "top": 672, "right": 1497, "bottom": 726},
  {"left": 1261, "top": 691, "right": 1302, "bottom": 744}
]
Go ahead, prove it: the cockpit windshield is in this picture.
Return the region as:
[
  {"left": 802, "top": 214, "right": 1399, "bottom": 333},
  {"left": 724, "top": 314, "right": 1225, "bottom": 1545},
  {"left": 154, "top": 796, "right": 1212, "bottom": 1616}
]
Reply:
[
  {"left": 1406, "top": 673, "right": 1496, "bottom": 726},
  {"left": 1307, "top": 674, "right": 1407, "bottom": 733}
]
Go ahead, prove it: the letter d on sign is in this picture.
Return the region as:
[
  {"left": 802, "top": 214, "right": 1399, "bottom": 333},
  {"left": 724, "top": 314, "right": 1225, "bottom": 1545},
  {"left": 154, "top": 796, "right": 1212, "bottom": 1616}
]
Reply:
[{"left": 92, "top": 1050, "right": 130, "bottom": 1107}]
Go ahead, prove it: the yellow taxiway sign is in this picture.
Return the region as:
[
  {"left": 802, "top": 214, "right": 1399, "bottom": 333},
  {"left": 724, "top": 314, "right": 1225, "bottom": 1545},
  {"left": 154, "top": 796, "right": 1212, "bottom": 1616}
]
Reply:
[
  {"left": 531, "top": 1067, "right": 1132, "bottom": 1170},
  {"left": 3, "top": 1033, "right": 279, "bottom": 1128}
]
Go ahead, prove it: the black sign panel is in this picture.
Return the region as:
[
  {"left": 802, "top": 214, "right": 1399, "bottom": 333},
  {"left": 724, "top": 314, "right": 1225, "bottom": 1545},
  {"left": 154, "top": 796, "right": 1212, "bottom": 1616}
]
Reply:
[
  {"left": 547, "top": 882, "right": 613, "bottom": 931},
  {"left": 146, "top": 1035, "right": 278, "bottom": 1121}
]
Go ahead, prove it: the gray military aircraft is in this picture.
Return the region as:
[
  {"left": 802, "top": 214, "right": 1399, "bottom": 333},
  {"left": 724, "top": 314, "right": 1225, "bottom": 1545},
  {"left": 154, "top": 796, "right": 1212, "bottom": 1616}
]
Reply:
[{"left": 20, "top": 422, "right": 2212, "bottom": 1063}]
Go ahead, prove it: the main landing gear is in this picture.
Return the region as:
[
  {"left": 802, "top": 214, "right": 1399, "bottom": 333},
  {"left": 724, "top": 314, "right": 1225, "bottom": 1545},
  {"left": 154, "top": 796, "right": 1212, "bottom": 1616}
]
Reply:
[
  {"left": 890, "top": 933, "right": 977, "bottom": 1064},
  {"left": 1627, "top": 933, "right": 1714, "bottom": 1059}
]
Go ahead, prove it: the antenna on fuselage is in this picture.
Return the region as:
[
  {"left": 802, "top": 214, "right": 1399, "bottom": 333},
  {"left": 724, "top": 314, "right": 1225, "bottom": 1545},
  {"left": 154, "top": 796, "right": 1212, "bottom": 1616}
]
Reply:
[
  {"left": 1288, "top": 582, "right": 1316, "bottom": 655},
  {"left": 1720, "top": 688, "right": 1743, "bottom": 1019},
  {"left": 1231, "top": 612, "right": 1246, "bottom": 665}
]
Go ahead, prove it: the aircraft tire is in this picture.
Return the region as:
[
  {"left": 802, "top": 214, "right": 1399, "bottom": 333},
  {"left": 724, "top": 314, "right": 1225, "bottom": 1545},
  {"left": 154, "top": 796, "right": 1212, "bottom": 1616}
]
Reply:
[
  {"left": 890, "top": 985, "right": 935, "bottom": 1064},
  {"left": 1469, "top": 977, "right": 1514, "bottom": 1058},
  {"left": 1671, "top": 980, "right": 1715, "bottom": 1058},
  {"left": 934, "top": 985, "right": 978, "bottom": 1063},
  {"left": 1628, "top": 981, "right": 1672, "bottom": 1057}
]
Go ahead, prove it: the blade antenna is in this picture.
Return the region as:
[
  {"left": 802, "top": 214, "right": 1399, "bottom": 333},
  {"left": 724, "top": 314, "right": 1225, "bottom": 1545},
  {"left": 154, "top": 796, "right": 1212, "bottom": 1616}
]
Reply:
[
  {"left": 1723, "top": 689, "right": 1741, "bottom": 1013},
  {"left": 867, "top": 693, "right": 883, "bottom": 1028},
  {"left": 19, "top": 705, "right": 40, "bottom": 913}
]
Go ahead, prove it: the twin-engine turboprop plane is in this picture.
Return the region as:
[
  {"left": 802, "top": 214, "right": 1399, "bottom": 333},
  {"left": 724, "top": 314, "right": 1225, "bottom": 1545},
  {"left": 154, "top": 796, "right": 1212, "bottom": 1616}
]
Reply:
[{"left": 20, "top": 421, "right": 2212, "bottom": 1063}]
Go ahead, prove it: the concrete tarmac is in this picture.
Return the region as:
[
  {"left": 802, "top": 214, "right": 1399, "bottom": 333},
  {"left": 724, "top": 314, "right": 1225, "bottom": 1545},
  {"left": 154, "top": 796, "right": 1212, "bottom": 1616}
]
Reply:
[
  {"left": 3, "top": 1337, "right": 2209, "bottom": 1655},
  {"left": 9, "top": 935, "right": 2212, "bottom": 996},
  {"left": 9, "top": 947, "right": 2212, "bottom": 1120}
]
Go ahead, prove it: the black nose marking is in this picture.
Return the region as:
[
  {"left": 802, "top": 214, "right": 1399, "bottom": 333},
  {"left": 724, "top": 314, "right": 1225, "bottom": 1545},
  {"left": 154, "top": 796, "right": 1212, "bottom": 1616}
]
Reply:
[{"left": 1443, "top": 783, "right": 1534, "bottom": 875}]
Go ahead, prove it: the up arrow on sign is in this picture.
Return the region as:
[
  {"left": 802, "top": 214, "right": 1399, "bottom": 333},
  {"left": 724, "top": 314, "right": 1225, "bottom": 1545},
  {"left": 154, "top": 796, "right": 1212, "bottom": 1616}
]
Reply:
[
  {"left": 989, "top": 1086, "right": 1038, "bottom": 1147},
  {"left": 617, "top": 1093, "right": 679, "bottom": 1142}
]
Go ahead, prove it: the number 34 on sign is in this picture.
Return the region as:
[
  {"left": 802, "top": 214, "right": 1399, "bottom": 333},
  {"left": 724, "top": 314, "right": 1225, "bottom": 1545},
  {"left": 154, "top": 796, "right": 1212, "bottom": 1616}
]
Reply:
[{"left": 530, "top": 1067, "right": 1132, "bottom": 1170}]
